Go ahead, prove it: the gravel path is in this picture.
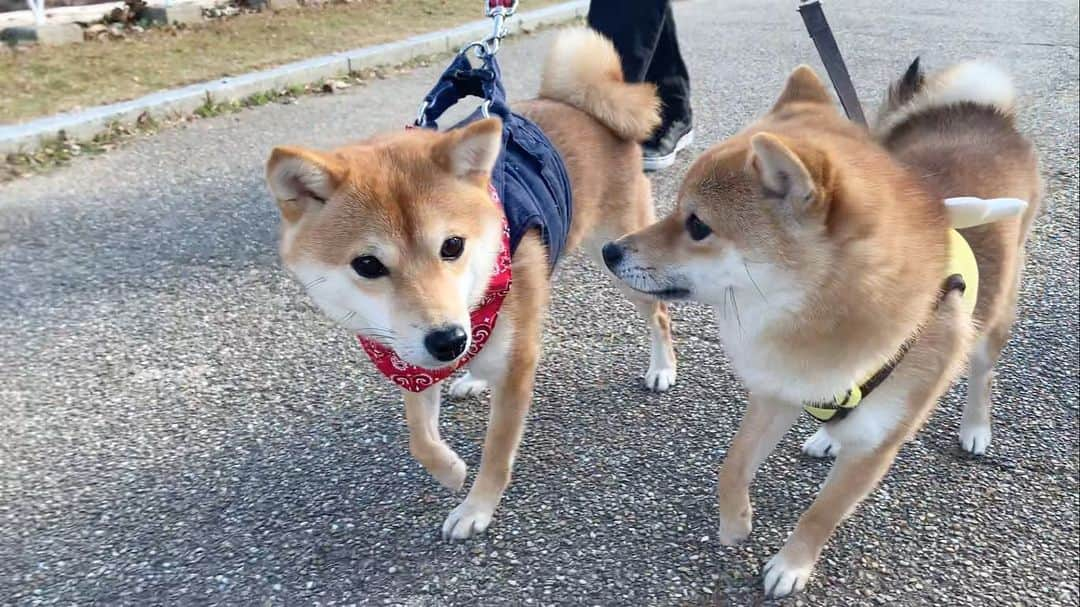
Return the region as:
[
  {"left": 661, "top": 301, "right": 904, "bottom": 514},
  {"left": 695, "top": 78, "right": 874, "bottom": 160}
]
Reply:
[{"left": 1, "top": 0, "right": 1077, "bottom": 604}]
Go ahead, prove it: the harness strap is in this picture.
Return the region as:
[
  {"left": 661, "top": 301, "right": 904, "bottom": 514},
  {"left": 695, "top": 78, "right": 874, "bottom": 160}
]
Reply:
[
  {"left": 412, "top": 48, "right": 573, "bottom": 271},
  {"left": 416, "top": 53, "right": 507, "bottom": 129},
  {"left": 804, "top": 273, "right": 967, "bottom": 423},
  {"left": 797, "top": 0, "right": 867, "bottom": 126}
]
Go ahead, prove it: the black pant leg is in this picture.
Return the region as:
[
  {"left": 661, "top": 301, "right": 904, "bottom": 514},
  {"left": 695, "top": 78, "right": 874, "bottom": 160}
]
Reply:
[
  {"left": 644, "top": 3, "right": 692, "bottom": 125},
  {"left": 586, "top": 0, "right": 668, "bottom": 82}
]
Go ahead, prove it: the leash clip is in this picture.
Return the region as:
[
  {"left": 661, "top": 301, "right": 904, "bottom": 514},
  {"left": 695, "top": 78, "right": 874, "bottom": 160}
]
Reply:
[{"left": 460, "top": 0, "right": 518, "bottom": 58}]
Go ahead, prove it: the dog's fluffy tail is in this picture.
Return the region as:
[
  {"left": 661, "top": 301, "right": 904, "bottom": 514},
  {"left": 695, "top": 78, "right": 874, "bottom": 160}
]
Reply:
[
  {"left": 539, "top": 28, "right": 661, "bottom": 142},
  {"left": 875, "top": 58, "right": 1016, "bottom": 136}
]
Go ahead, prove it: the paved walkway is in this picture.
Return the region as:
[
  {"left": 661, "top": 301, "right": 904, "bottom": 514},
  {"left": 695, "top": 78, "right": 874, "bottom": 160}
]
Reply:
[{"left": 1, "top": 0, "right": 1077, "bottom": 604}]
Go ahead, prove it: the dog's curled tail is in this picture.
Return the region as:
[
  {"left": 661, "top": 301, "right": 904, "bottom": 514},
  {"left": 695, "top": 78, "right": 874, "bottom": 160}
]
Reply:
[
  {"left": 876, "top": 58, "right": 1016, "bottom": 136},
  {"left": 539, "top": 27, "right": 661, "bottom": 142}
]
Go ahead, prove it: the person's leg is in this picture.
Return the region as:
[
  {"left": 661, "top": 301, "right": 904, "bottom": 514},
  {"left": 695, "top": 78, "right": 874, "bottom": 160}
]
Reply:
[
  {"left": 641, "top": 2, "right": 694, "bottom": 171},
  {"left": 645, "top": 3, "right": 691, "bottom": 126},
  {"left": 587, "top": 0, "right": 668, "bottom": 83}
]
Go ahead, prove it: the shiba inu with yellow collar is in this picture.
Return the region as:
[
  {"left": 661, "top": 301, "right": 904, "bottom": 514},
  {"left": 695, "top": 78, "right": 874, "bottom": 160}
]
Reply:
[
  {"left": 603, "top": 61, "right": 1040, "bottom": 596},
  {"left": 264, "top": 29, "right": 676, "bottom": 540}
]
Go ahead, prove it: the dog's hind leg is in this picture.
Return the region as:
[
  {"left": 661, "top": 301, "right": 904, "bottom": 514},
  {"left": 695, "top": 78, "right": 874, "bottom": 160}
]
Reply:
[
  {"left": 587, "top": 239, "right": 678, "bottom": 390},
  {"left": 801, "top": 426, "right": 840, "bottom": 458},
  {"left": 587, "top": 267, "right": 676, "bottom": 392},
  {"left": 630, "top": 297, "right": 677, "bottom": 392},
  {"left": 961, "top": 333, "right": 1002, "bottom": 456},
  {"left": 960, "top": 252, "right": 1022, "bottom": 455},
  {"left": 403, "top": 389, "right": 467, "bottom": 492},
  {"left": 586, "top": 176, "right": 677, "bottom": 392}
]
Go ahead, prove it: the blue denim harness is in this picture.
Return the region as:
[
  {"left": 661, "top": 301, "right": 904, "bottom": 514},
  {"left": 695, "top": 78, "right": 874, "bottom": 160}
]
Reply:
[{"left": 417, "top": 53, "right": 573, "bottom": 269}]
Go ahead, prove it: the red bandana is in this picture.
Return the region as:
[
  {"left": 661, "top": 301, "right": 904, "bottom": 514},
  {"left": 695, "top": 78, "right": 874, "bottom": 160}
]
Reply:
[{"left": 357, "top": 184, "right": 513, "bottom": 392}]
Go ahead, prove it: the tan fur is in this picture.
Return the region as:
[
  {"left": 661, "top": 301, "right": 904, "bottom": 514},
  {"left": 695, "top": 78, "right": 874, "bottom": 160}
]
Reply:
[
  {"left": 605, "top": 63, "right": 1039, "bottom": 596},
  {"left": 617, "top": 69, "right": 948, "bottom": 382},
  {"left": 761, "top": 291, "right": 973, "bottom": 594},
  {"left": 877, "top": 60, "right": 1041, "bottom": 456},
  {"left": 540, "top": 28, "right": 662, "bottom": 142},
  {"left": 875, "top": 61, "right": 1017, "bottom": 140},
  {"left": 770, "top": 64, "right": 834, "bottom": 112},
  {"left": 265, "top": 29, "right": 674, "bottom": 539}
]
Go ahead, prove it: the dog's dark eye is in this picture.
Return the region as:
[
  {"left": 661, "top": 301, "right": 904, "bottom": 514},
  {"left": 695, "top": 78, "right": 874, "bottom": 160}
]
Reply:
[
  {"left": 440, "top": 237, "right": 465, "bottom": 260},
  {"left": 350, "top": 255, "right": 388, "bottom": 278},
  {"left": 685, "top": 213, "right": 712, "bottom": 241}
]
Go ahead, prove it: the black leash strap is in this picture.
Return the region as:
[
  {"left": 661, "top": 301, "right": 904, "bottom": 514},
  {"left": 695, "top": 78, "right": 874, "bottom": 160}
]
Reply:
[{"left": 798, "top": 0, "right": 867, "bottom": 126}]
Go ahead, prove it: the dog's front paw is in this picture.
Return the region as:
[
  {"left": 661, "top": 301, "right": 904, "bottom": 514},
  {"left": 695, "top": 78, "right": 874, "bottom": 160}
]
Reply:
[
  {"left": 762, "top": 551, "right": 814, "bottom": 599},
  {"left": 441, "top": 499, "right": 495, "bottom": 541},
  {"left": 958, "top": 422, "right": 991, "bottom": 456},
  {"left": 430, "top": 453, "right": 467, "bottom": 492},
  {"left": 644, "top": 365, "right": 676, "bottom": 392},
  {"left": 449, "top": 372, "right": 488, "bottom": 399},
  {"left": 717, "top": 509, "right": 752, "bottom": 546},
  {"left": 801, "top": 427, "right": 840, "bottom": 458},
  {"left": 412, "top": 442, "right": 468, "bottom": 492},
  {"left": 717, "top": 491, "right": 753, "bottom": 545}
]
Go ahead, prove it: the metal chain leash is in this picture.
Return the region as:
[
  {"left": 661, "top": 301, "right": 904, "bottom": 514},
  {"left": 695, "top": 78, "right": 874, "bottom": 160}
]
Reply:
[{"left": 459, "top": 0, "right": 519, "bottom": 59}]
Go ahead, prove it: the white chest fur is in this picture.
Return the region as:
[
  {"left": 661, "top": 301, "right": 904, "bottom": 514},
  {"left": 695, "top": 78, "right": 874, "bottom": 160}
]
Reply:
[
  {"left": 465, "top": 311, "right": 516, "bottom": 384},
  {"left": 716, "top": 320, "right": 869, "bottom": 406}
]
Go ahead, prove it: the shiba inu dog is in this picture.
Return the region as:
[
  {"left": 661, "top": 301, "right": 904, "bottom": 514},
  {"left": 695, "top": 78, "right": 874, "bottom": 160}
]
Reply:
[
  {"left": 603, "top": 61, "right": 1040, "bottom": 596},
  {"left": 265, "top": 29, "right": 676, "bottom": 540}
]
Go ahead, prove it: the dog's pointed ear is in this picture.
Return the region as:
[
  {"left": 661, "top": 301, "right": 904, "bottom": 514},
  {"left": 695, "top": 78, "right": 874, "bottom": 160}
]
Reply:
[
  {"left": 266, "top": 146, "right": 347, "bottom": 220},
  {"left": 771, "top": 65, "right": 833, "bottom": 111},
  {"left": 435, "top": 117, "right": 503, "bottom": 180},
  {"left": 749, "top": 132, "right": 829, "bottom": 215}
]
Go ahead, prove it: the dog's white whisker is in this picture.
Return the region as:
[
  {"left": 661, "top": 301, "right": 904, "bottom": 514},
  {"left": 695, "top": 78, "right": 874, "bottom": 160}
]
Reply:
[{"left": 303, "top": 276, "right": 328, "bottom": 290}]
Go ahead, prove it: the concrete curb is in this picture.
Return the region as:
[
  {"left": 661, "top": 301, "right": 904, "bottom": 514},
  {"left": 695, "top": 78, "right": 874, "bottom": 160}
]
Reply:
[
  {"left": 0, "top": 0, "right": 219, "bottom": 29},
  {"left": 0, "top": 0, "right": 588, "bottom": 155}
]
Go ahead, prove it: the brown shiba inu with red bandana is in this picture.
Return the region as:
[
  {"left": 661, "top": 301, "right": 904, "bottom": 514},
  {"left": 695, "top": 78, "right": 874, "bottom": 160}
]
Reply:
[{"left": 265, "top": 29, "right": 677, "bottom": 540}]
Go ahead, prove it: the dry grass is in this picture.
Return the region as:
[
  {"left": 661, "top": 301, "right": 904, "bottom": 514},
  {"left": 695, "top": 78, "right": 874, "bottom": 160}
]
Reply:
[{"left": 0, "top": 0, "right": 559, "bottom": 124}]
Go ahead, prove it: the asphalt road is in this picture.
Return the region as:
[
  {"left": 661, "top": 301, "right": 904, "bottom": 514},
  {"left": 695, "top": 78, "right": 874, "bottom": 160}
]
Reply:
[{"left": 1, "top": 1, "right": 1078, "bottom": 605}]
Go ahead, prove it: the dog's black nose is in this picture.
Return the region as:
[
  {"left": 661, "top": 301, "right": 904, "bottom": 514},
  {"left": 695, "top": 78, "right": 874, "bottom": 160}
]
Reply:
[
  {"left": 601, "top": 242, "right": 624, "bottom": 269},
  {"left": 424, "top": 325, "right": 469, "bottom": 362}
]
